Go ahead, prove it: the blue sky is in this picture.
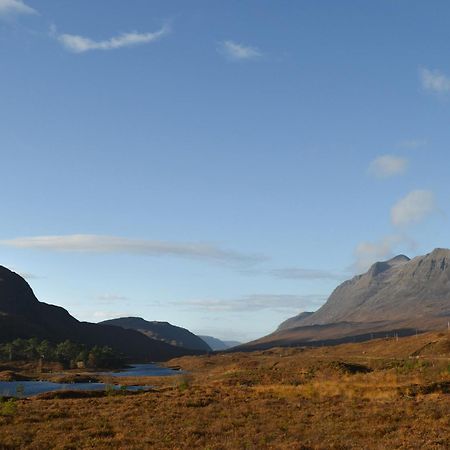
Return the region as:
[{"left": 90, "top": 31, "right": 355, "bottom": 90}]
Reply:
[{"left": 1, "top": 0, "right": 450, "bottom": 341}]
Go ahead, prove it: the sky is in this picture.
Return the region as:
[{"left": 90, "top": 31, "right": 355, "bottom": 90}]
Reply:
[{"left": 1, "top": 0, "right": 450, "bottom": 342}]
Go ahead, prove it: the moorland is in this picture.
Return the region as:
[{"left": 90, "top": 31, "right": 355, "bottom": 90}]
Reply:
[{"left": 1, "top": 331, "right": 450, "bottom": 449}]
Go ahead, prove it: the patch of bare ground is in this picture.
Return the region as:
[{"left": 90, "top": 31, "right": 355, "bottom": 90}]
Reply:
[{"left": 1, "top": 331, "right": 450, "bottom": 449}]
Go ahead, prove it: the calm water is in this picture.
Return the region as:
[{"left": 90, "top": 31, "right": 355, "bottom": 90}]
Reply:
[
  {"left": 0, "top": 364, "right": 180, "bottom": 397},
  {"left": 105, "top": 363, "right": 181, "bottom": 377},
  {"left": 0, "top": 381, "right": 150, "bottom": 397}
]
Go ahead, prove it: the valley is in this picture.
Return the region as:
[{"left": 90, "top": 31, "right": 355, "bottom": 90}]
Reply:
[
  {"left": 2, "top": 331, "right": 450, "bottom": 448},
  {"left": 3, "top": 250, "right": 450, "bottom": 448}
]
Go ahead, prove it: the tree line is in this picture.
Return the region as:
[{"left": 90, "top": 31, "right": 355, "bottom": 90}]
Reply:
[{"left": 0, "top": 338, "right": 125, "bottom": 369}]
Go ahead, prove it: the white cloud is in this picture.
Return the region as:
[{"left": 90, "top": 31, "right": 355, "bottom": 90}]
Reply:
[
  {"left": 352, "top": 189, "right": 437, "bottom": 272},
  {"left": 0, "top": 0, "right": 36, "bottom": 16},
  {"left": 270, "top": 267, "right": 342, "bottom": 280},
  {"left": 57, "top": 26, "right": 169, "bottom": 53},
  {"left": 219, "top": 40, "right": 262, "bottom": 61},
  {"left": 174, "top": 294, "right": 326, "bottom": 313},
  {"left": 368, "top": 155, "right": 408, "bottom": 178},
  {"left": 391, "top": 190, "right": 437, "bottom": 227},
  {"left": 0, "top": 234, "right": 264, "bottom": 265},
  {"left": 420, "top": 67, "right": 450, "bottom": 94}
]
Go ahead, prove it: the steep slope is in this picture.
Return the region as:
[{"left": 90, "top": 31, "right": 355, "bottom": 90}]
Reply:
[
  {"left": 0, "top": 266, "right": 200, "bottom": 361},
  {"left": 100, "top": 317, "right": 212, "bottom": 352},
  {"left": 298, "top": 251, "right": 450, "bottom": 326},
  {"left": 239, "top": 249, "right": 450, "bottom": 350},
  {"left": 277, "top": 312, "right": 314, "bottom": 331},
  {"left": 198, "top": 336, "right": 242, "bottom": 351}
]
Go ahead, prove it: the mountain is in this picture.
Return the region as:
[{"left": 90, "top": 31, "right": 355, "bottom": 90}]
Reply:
[
  {"left": 198, "top": 336, "right": 241, "bottom": 351},
  {"left": 0, "top": 266, "right": 200, "bottom": 361},
  {"left": 277, "top": 311, "right": 314, "bottom": 331},
  {"left": 239, "top": 249, "right": 450, "bottom": 350},
  {"left": 100, "top": 317, "right": 212, "bottom": 352}
]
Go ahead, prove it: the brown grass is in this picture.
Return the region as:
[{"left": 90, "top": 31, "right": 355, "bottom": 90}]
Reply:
[{"left": 1, "top": 331, "right": 450, "bottom": 449}]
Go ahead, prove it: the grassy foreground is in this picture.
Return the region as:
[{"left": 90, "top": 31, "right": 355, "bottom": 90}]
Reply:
[{"left": 2, "top": 332, "right": 450, "bottom": 449}]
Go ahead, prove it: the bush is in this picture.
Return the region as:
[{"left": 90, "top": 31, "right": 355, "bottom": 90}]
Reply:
[{"left": 0, "top": 398, "right": 17, "bottom": 417}]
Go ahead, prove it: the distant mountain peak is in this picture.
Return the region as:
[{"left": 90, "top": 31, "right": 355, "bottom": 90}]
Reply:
[
  {"left": 198, "top": 335, "right": 241, "bottom": 351},
  {"left": 243, "top": 247, "right": 450, "bottom": 350},
  {"left": 365, "top": 254, "right": 410, "bottom": 278},
  {"left": 427, "top": 248, "right": 450, "bottom": 258},
  {"left": 388, "top": 254, "right": 410, "bottom": 264}
]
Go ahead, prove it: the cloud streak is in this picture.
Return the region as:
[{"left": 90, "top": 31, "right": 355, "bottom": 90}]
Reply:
[
  {"left": 96, "top": 293, "right": 129, "bottom": 304},
  {"left": 368, "top": 155, "right": 408, "bottom": 178},
  {"left": 0, "top": 0, "right": 36, "bottom": 16},
  {"left": 398, "top": 139, "right": 427, "bottom": 150},
  {"left": 219, "top": 40, "right": 262, "bottom": 61},
  {"left": 173, "top": 294, "right": 326, "bottom": 313},
  {"left": 57, "top": 26, "right": 170, "bottom": 53},
  {"left": 269, "top": 267, "right": 342, "bottom": 281},
  {"left": 0, "top": 234, "right": 265, "bottom": 265}
]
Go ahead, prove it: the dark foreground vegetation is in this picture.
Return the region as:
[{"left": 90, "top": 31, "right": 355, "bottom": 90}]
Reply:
[
  {"left": 2, "top": 331, "right": 450, "bottom": 448},
  {"left": 0, "top": 338, "right": 125, "bottom": 369}
]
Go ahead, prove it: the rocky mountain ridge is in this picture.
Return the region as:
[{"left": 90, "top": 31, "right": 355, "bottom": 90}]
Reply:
[{"left": 238, "top": 248, "right": 450, "bottom": 350}]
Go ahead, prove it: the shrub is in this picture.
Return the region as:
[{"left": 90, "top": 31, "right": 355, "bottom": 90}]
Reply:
[
  {"left": 178, "top": 375, "right": 192, "bottom": 392},
  {"left": 0, "top": 398, "right": 17, "bottom": 417}
]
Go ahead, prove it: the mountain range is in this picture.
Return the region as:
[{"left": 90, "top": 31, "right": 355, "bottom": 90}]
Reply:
[
  {"left": 100, "top": 317, "right": 212, "bottom": 352},
  {"left": 0, "top": 266, "right": 201, "bottom": 361},
  {"left": 4, "top": 247, "right": 450, "bottom": 356},
  {"left": 198, "top": 336, "right": 241, "bottom": 351},
  {"left": 239, "top": 248, "right": 450, "bottom": 350}
]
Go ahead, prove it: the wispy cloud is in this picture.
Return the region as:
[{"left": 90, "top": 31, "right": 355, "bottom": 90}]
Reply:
[
  {"left": 391, "top": 190, "right": 437, "bottom": 227},
  {"left": 96, "top": 293, "right": 129, "bottom": 304},
  {"left": 0, "top": 234, "right": 265, "bottom": 266},
  {"left": 420, "top": 67, "right": 450, "bottom": 94},
  {"left": 173, "top": 294, "right": 326, "bottom": 313},
  {"left": 352, "top": 189, "right": 437, "bottom": 272},
  {"left": 269, "top": 267, "right": 342, "bottom": 281},
  {"left": 57, "top": 26, "right": 170, "bottom": 53},
  {"left": 368, "top": 155, "right": 408, "bottom": 178},
  {"left": 397, "top": 139, "right": 427, "bottom": 150},
  {"left": 219, "top": 40, "right": 262, "bottom": 61},
  {"left": 0, "top": 0, "right": 36, "bottom": 16}
]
